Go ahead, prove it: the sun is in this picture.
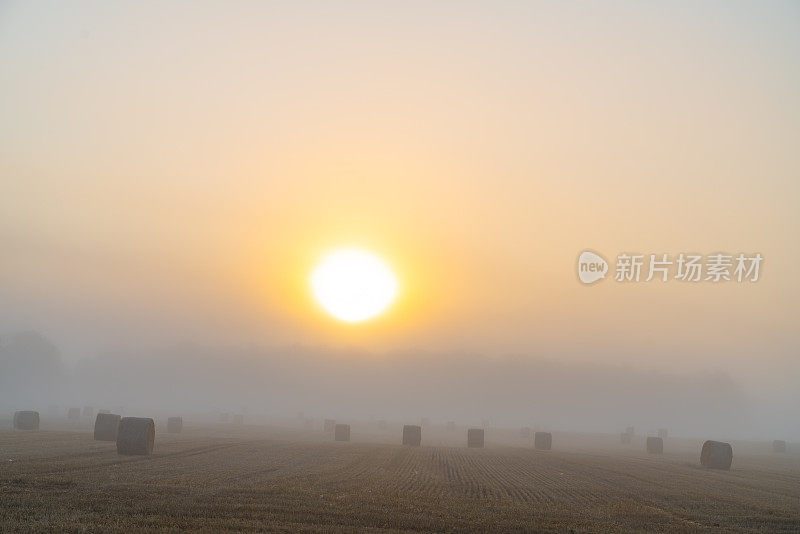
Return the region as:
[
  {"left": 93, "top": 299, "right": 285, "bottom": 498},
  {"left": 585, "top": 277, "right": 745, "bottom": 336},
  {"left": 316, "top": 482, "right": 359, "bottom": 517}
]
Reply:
[{"left": 311, "top": 249, "right": 399, "bottom": 323}]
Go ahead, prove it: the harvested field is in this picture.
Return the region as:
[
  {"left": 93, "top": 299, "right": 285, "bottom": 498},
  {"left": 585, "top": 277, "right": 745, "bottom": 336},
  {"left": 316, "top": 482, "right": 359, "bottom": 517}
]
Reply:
[{"left": 1, "top": 424, "right": 799, "bottom": 532}]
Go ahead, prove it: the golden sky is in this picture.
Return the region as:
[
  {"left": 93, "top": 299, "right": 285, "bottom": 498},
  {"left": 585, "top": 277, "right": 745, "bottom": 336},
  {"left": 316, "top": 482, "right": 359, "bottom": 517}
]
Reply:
[{"left": 1, "top": 1, "right": 798, "bottom": 388}]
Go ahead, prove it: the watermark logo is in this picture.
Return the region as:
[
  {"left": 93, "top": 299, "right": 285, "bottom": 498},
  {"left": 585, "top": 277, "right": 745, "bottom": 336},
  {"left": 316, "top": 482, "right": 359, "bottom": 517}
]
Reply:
[
  {"left": 577, "top": 251, "right": 608, "bottom": 284},
  {"left": 578, "top": 251, "right": 762, "bottom": 284}
]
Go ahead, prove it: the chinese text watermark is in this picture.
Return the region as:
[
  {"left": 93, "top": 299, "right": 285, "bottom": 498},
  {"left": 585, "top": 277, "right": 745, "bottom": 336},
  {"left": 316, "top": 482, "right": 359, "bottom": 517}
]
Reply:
[{"left": 578, "top": 251, "right": 762, "bottom": 284}]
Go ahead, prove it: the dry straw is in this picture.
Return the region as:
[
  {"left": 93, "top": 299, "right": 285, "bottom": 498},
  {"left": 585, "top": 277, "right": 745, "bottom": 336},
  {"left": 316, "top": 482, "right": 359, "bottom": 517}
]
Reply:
[
  {"left": 94, "top": 413, "right": 121, "bottom": 441},
  {"left": 700, "top": 440, "right": 732, "bottom": 470},
  {"left": 117, "top": 417, "right": 155, "bottom": 456},
  {"left": 403, "top": 425, "right": 421, "bottom": 446},
  {"left": 467, "top": 428, "right": 484, "bottom": 448},
  {"left": 13, "top": 411, "right": 39, "bottom": 431}
]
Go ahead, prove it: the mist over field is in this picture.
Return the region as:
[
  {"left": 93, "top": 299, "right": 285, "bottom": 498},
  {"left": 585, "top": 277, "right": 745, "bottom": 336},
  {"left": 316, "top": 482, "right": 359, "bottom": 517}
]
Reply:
[{"left": 3, "top": 330, "right": 795, "bottom": 441}]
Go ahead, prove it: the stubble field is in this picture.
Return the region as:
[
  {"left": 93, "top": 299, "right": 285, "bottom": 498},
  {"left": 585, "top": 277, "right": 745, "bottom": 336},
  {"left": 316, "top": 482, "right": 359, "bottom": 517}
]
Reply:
[{"left": 1, "top": 420, "right": 799, "bottom": 532}]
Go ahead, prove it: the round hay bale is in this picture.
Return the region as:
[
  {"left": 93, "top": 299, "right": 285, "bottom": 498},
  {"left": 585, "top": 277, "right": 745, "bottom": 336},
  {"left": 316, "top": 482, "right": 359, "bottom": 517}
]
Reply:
[
  {"left": 167, "top": 417, "right": 183, "bottom": 433},
  {"left": 94, "top": 413, "right": 121, "bottom": 441},
  {"left": 67, "top": 407, "right": 81, "bottom": 420},
  {"left": 534, "top": 432, "right": 552, "bottom": 451},
  {"left": 334, "top": 423, "right": 350, "bottom": 442},
  {"left": 646, "top": 436, "right": 663, "bottom": 454},
  {"left": 323, "top": 419, "right": 336, "bottom": 432},
  {"left": 13, "top": 411, "right": 39, "bottom": 431},
  {"left": 520, "top": 427, "right": 532, "bottom": 439},
  {"left": 658, "top": 428, "right": 668, "bottom": 439},
  {"left": 772, "top": 440, "right": 787, "bottom": 453},
  {"left": 402, "top": 424, "right": 421, "bottom": 446},
  {"left": 700, "top": 440, "right": 732, "bottom": 470},
  {"left": 467, "top": 428, "right": 484, "bottom": 448},
  {"left": 116, "top": 417, "right": 155, "bottom": 456}
]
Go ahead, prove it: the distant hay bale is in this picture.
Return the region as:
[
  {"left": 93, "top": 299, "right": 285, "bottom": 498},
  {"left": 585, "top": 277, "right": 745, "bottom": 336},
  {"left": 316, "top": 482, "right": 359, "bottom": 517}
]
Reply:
[
  {"left": 446, "top": 421, "right": 456, "bottom": 432},
  {"left": 646, "top": 436, "right": 663, "bottom": 454},
  {"left": 658, "top": 428, "right": 668, "bottom": 439},
  {"left": 620, "top": 432, "right": 632, "bottom": 445},
  {"left": 167, "top": 417, "right": 183, "bottom": 434},
  {"left": 94, "top": 413, "right": 121, "bottom": 441},
  {"left": 219, "top": 413, "right": 229, "bottom": 422},
  {"left": 324, "top": 419, "right": 336, "bottom": 432},
  {"left": 82, "top": 406, "right": 94, "bottom": 418},
  {"left": 13, "top": 411, "right": 39, "bottom": 431},
  {"left": 334, "top": 424, "right": 350, "bottom": 442},
  {"left": 773, "top": 440, "right": 787, "bottom": 453},
  {"left": 700, "top": 440, "right": 732, "bottom": 470},
  {"left": 116, "top": 417, "right": 155, "bottom": 456},
  {"left": 467, "top": 428, "right": 484, "bottom": 448},
  {"left": 481, "top": 419, "right": 489, "bottom": 428},
  {"left": 233, "top": 414, "right": 244, "bottom": 425},
  {"left": 403, "top": 425, "right": 421, "bottom": 447},
  {"left": 534, "top": 432, "right": 552, "bottom": 451},
  {"left": 520, "top": 427, "right": 531, "bottom": 439},
  {"left": 67, "top": 407, "right": 81, "bottom": 420}
]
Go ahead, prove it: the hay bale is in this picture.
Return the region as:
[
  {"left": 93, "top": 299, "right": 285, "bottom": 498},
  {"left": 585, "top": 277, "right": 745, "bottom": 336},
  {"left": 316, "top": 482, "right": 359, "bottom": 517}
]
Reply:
[
  {"left": 233, "top": 414, "right": 244, "bottom": 425},
  {"left": 116, "top": 417, "right": 155, "bottom": 456},
  {"left": 13, "top": 411, "right": 39, "bottom": 431},
  {"left": 773, "top": 440, "right": 787, "bottom": 453},
  {"left": 324, "top": 419, "right": 336, "bottom": 432},
  {"left": 403, "top": 424, "right": 421, "bottom": 446},
  {"left": 334, "top": 424, "right": 350, "bottom": 442},
  {"left": 520, "top": 427, "right": 531, "bottom": 438},
  {"left": 446, "top": 421, "right": 456, "bottom": 432},
  {"left": 534, "top": 432, "right": 552, "bottom": 451},
  {"left": 219, "top": 412, "right": 229, "bottom": 422},
  {"left": 94, "top": 413, "right": 121, "bottom": 441},
  {"left": 67, "top": 407, "right": 81, "bottom": 420},
  {"left": 700, "top": 440, "right": 732, "bottom": 470},
  {"left": 167, "top": 417, "right": 183, "bottom": 434},
  {"left": 467, "top": 428, "right": 484, "bottom": 448},
  {"left": 646, "top": 436, "right": 663, "bottom": 454},
  {"left": 82, "top": 406, "right": 94, "bottom": 418},
  {"left": 658, "top": 428, "right": 668, "bottom": 439},
  {"left": 620, "top": 432, "right": 632, "bottom": 445},
  {"left": 481, "top": 419, "right": 489, "bottom": 428}
]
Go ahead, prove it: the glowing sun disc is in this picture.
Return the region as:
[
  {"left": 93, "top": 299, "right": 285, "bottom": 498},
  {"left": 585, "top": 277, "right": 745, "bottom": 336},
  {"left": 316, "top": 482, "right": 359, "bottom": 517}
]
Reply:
[{"left": 311, "top": 249, "right": 398, "bottom": 322}]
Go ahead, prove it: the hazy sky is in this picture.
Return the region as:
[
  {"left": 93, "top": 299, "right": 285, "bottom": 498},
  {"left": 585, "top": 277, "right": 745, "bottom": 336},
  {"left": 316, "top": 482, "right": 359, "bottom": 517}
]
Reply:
[{"left": 1, "top": 1, "right": 799, "bottom": 396}]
